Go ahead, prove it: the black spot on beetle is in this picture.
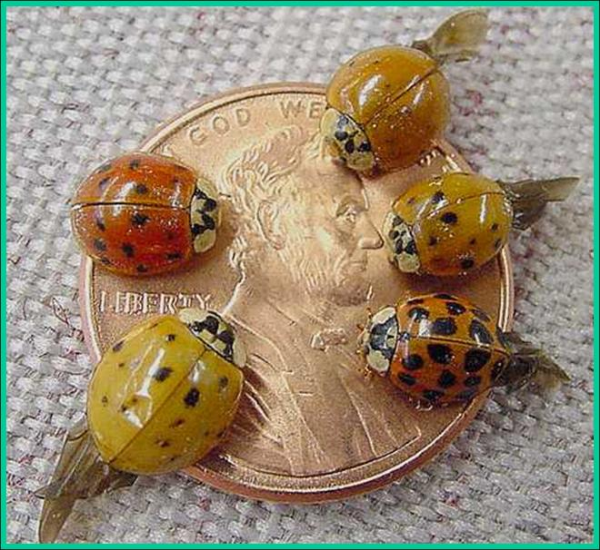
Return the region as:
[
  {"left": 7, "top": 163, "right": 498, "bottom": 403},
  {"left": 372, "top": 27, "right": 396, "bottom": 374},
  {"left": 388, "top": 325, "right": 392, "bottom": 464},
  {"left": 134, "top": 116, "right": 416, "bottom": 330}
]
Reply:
[
  {"left": 446, "top": 302, "right": 466, "bottom": 316},
  {"left": 101, "top": 395, "right": 108, "bottom": 405},
  {"left": 112, "top": 341, "right": 123, "bottom": 352},
  {"left": 427, "top": 344, "right": 453, "bottom": 364},
  {"left": 461, "top": 258, "right": 475, "bottom": 270},
  {"left": 156, "top": 440, "right": 170, "bottom": 448},
  {"left": 334, "top": 130, "right": 348, "bottom": 141},
  {"left": 472, "top": 308, "right": 492, "bottom": 322},
  {"left": 218, "top": 376, "right": 229, "bottom": 391},
  {"left": 184, "top": 388, "right": 200, "bottom": 407},
  {"left": 131, "top": 212, "right": 149, "bottom": 227},
  {"left": 166, "top": 252, "right": 182, "bottom": 261},
  {"left": 219, "top": 331, "right": 234, "bottom": 345},
  {"left": 438, "top": 370, "right": 457, "bottom": 388},
  {"left": 408, "top": 307, "right": 429, "bottom": 321},
  {"left": 423, "top": 389, "right": 444, "bottom": 402},
  {"left": 94, "top": 238, "right": 107, "bottom": 251},
  {"left": 469, "top": 320, "right": 494, "bottom": 345},
  {"left": 191, "top": 223, "right": 204, "bottom": 236},
  {"left": 204, "top": 315, "right": 220, "bottom": 333},
  {"left": 428, "top": 236, "right": 438, "bottom": 246},
  {"left": 404, "top": 241, "right": 417, "bottom": 255},
  {"left": 402, "top": 354, "right": 424, "bottom": 371},
  {"left": 166, "top": 334, "right": 176, "bottom": 342},
  {"left": 440, "top": 212, "right": 458, "bottom": 225},
  {"left": 170, "top": 418, "right": 185, "bottom": 428},
  {"left": 153, "top": 366, "right": 173, "bottom": 382},
  {"left": 464, "top": 349, "right": 491, "bottom": 372},
  {"left": 118, "top": 362, "right": 125, "bottom": 368},
  {"left": 204, "top": 197, "right": 218, "bottom": 211},
  {"left": 136, "top": 264, "right": 148, "bottom": 273},
  {"left": 456, "top": 388, "right": 477, "bottom": 401},
  {"left": 120, "top": 404, "right": 128, "bottom": 412},
  {"left": 344, "top": 140, "right": 355, "bottom": 154},
  {"left": 202, "top": 213, "right": 216, "bottom": 230},
  {"left": 121, "top": 243, "right": 135, "bottom": 257},
  {"left": 129, "top": 158, "right": 141, "bottom": 170},
  {"left": 464, "top": 375, "right": 482, "bottom": 387},
  {"left": 398, "top": 373, "right": 416, "bottom": 386},
  {"left": 430, "top": 317, "right": 457, "bottom": 336},
  {"left": 135, "top": 183, "right": 148, "bottom": 194},
  {"left": 491, "top": 223, "right": 499, "bottom": 231},
  {"left": 431, "top": 191, "right": 445, "bottom": 204},
  {"left": 388, "top": 229, "right": 399, "bottom": 240},
  {"left": 469, "top": 238, "right": 477, "bottom": 245},
  {"left": 358, "top": 141, "right": 371, "bottom": 152}
]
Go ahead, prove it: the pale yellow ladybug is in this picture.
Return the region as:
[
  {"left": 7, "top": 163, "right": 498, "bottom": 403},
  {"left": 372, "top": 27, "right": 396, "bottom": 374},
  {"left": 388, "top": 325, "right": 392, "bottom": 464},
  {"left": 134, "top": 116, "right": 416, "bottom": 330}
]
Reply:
[
  {"left": 37, "top": 308, "right": 245, "bottom": 542},
  {"left": 383, "top": 172, "right": 578, "bottom": 276}
]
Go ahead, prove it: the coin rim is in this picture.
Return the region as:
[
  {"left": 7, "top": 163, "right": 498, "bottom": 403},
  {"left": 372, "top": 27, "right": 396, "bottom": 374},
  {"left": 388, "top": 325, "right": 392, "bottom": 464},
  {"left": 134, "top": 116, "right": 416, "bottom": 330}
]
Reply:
[{"left": 79, "top": 82, "right": 514, "bottom": 503}]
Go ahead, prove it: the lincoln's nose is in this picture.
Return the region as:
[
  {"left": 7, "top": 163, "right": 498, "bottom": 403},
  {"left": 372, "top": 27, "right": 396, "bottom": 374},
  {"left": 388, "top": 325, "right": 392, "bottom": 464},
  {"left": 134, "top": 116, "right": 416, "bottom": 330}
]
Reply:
[{"left": 358, "top": 215, "right": 383, "bottom": 249}]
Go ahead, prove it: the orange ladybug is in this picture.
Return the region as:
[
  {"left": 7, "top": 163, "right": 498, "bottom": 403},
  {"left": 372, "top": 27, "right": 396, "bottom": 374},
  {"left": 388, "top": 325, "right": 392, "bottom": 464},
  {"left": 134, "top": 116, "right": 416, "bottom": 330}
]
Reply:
[
  {"left": 70, "top": 153, "right": 220, "bottom": 276},
  {"left": 360, "top": 293, "right": 569, "bottom": 406},
  {"left": 321, "top": 10, "right": 488, "bottom": 173}
]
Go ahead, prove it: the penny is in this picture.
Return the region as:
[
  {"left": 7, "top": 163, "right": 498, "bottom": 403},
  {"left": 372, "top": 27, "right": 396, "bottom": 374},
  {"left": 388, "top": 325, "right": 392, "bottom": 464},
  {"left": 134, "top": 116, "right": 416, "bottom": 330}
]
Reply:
[{"left": 79, "top": 83, "right": 513, "bottom": 503}]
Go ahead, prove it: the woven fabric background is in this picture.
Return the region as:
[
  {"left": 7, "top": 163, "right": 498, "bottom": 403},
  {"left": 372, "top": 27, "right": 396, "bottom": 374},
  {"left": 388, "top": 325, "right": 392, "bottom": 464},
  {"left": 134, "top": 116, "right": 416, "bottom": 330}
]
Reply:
[{"left": 6, "top": 6, "right": 594, "bottom": 544}]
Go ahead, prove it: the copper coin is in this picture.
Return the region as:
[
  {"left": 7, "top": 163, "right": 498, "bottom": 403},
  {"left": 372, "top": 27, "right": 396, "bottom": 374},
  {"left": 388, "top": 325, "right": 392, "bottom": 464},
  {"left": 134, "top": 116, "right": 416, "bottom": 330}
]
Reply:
[{"left": 79, "top": 83, "right": 513, "bottom": 503}]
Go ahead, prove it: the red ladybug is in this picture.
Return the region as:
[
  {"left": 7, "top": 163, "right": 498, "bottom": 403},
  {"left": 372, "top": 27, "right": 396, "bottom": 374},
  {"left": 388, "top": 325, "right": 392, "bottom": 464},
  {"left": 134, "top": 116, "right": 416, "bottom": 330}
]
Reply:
[{"left": 70, "top": 153, "right": 220, "bottom": 276}]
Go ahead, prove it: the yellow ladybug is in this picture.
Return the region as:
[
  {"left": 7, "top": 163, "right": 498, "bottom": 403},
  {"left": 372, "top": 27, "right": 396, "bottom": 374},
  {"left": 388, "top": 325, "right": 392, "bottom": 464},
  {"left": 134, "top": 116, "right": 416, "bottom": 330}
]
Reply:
[
  {"left": 360, "top": 293, "right": 569, "bottom": 407},
  {"left": 36, "top": 308, "right": 245, "bottom": 543},
  {"left": 383, "top": 172, "right": 578, "bottom": 276},
  {"left": 321, "top": 9, "right": 489, "bottom": 172}
]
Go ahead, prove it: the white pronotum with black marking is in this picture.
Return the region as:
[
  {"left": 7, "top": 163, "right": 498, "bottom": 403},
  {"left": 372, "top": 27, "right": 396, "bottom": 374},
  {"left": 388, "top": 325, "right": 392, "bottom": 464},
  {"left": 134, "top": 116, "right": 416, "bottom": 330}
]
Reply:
[
  {"left": 382, "top": 211, "right": 420, "bottom": 273},
  {"left": 178, "top": 308, "right": 246, "bottom": 369},
  {"left": 190, "top": 178, "right": 221, "bottom": 254},
  {"left": 360, "top": 306, "right": 399, "bottom": 375}
]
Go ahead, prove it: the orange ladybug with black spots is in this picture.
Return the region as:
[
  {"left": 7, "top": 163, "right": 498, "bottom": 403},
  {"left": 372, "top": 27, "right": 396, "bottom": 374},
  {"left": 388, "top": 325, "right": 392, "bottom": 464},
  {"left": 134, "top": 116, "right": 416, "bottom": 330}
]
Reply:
[
  {"left": 70, "top": 153, "right": 220, "bottom": 276},
  {"left": 360, "top": 293, "right": 569, "bottom": 406},
  {"left": 383, "top": 172, "right": 579, "bottom": 277}
]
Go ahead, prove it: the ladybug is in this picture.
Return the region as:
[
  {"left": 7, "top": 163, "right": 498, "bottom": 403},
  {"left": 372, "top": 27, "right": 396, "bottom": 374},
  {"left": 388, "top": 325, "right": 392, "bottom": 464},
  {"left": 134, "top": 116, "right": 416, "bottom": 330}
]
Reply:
[
  {"left": 359, "top": 293, "right": 569, "bottom": 406},
  {"left": 37, "top": 308, "right": 245, "bottom": 542},
  {"left": 383, "top": 172, "right": 578, "bottom": 276},
  {"left": 70, "top": 153, "right": 220, "bottom": 276},
  {"left": 320, "top": 10, "right": 488, "bottom": 172}
]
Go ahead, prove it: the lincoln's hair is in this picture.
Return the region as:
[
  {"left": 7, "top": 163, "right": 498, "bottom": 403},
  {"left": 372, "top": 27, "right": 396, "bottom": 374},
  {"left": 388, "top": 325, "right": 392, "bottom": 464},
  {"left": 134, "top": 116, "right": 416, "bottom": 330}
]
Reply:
[{"left": 221, "top": 126, "right": 326, "bottom": 271}]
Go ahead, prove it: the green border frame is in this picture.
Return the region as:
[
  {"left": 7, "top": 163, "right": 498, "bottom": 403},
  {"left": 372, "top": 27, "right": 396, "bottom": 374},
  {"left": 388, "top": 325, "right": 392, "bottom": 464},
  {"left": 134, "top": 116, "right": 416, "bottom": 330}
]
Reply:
[{"left": 1, "top": 1, "right": 597, "bottom": 548}]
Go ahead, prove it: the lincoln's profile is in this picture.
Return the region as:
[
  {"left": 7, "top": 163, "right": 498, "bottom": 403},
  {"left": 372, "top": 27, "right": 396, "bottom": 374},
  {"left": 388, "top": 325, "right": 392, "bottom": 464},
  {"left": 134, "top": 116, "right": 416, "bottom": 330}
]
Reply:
[{"left": 217, "top": 126, "right": 418, "bottom": 475}]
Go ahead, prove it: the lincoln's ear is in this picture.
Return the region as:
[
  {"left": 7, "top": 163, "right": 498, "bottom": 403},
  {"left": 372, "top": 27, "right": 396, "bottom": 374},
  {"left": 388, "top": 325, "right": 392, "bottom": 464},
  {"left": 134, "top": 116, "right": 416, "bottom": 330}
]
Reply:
[{"left": 256, "top": 201, "right": 285, "bottom": 250}]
